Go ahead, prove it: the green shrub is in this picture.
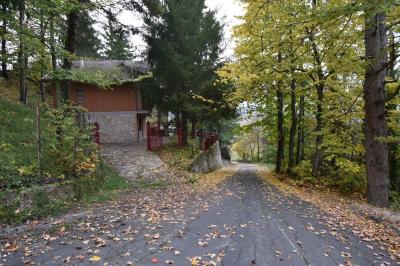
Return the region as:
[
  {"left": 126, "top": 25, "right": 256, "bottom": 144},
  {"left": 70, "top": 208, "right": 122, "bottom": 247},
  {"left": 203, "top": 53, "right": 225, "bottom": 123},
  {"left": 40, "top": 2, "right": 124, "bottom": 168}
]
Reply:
[
  {"left": 0, "top": 99, "right": 101, "bottom": 189},
  {"left": 293, "top": 160, "right": 313, "bottom": 180},
  {"left": 292, "top": 158, "right": 366, "bottom": 195},
  {"left": 335, "top": 173, "right": 366, "bottom": 194},
  {"left": 188, "top": 174, "right": 199, "bottom": 184},
  {"left": 0, "top": 99, "right": 128, "bottom": 223},
  {"left": 390, "top": 191, "right": 400, "bottom": 211}
]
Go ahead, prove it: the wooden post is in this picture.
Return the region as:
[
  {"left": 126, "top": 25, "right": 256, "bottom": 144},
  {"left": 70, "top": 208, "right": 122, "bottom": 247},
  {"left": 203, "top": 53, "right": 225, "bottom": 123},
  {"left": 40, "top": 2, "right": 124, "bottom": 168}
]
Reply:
[
  {"left": 146, "top": 122, "right": 151, "bottom": 151},
  {"left": 36, "top": 103, "right": 43, "bottom": 178}
]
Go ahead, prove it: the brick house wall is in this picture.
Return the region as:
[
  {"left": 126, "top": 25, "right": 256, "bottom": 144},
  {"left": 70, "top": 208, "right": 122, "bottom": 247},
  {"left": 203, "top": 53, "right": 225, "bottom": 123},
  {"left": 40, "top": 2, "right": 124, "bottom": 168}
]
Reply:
[
  {"left": 50, "top": 81, "right": 148, "bottom": 144},
  {"left": 69, "top": 82, "right": 139, "bottom": 112}
]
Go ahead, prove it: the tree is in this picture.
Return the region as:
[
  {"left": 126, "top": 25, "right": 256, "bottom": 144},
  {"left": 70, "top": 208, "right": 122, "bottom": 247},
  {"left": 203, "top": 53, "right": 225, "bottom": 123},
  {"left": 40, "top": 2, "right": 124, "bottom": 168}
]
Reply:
[
  {"left": 219, "top": 0, "right": 400, "bottom": 207},
  {"left": 144, "top": 0, "right": 225, "bottom": 145},
  {"left": 61, "top": 1, "right": 80, "bottom": 101},
  {"left": 75, "top": 10, "right": 102, "bottom": 58},
  {"left": 0, "top": 1, "right": 12, "bottom": 79},
  {"left": 363, "top": 5, "right": 389, "bottom": 207},
  {"left": 387, "top": 32, "right": 400, "bottom": 194},
  {"left": 103, "top": 9, "right": 133, "bottom": 60},
  {"left": 276, "top": 84, "right": 285, "bottom": 173},
  {"left": 18, "top": 0, "right": 27, "bottom": 105}
]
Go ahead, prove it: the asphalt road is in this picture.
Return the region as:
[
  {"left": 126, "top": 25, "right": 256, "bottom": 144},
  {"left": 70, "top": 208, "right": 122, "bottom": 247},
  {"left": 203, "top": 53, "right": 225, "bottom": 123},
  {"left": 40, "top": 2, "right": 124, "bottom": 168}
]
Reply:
[
  {"left": 142, "top": 165, "right": 393, "bottom": 266},
  {"left": 1, "top": 164, "right": 397, "bottom": 265}
]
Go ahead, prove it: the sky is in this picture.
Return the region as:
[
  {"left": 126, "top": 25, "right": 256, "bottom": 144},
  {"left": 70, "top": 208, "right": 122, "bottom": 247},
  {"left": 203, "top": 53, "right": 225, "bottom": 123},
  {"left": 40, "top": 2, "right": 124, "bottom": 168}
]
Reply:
[
  {"left": 117, "top": 0, "right": 244, "bottom": 59},
  {"left": 204, "top": 0, "right": 244, "bottom": 58}
]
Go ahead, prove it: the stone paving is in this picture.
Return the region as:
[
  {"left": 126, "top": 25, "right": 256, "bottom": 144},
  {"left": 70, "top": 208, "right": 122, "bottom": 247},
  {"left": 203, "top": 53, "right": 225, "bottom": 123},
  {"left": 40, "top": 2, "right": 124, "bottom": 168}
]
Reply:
[{"left": 101, "top": 142, "right": 171, "bottom": 182}]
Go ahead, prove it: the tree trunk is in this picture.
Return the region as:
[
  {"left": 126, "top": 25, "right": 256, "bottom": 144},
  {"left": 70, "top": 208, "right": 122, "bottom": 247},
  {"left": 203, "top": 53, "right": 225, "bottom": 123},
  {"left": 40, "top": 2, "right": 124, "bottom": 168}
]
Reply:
[
  {"left": 364, "top": 11, "right": 389, "bottom": 207},
  {"left": 39, "top": 13, "right": 46, "bottom": 102},
  {"left": 276, "top": 87, "right": 284, "bottom": 173},
  {"left": 182, "top": 112, "right": 188, "bottom": 146},
  {"left": 312, "top": 84, "right": 324, "bottom": 175},
  {"left": 296, "top": 95, "right": 305, "bottom": 165},
  {"left": 49, "top": 16, "right": 62, "bottom": 106},
  {"left": 387, "top": 32, "right": 400, "bottom": 192},
  {"left": 191, "top": 116, "right": 196, "bottom": 139},
  {"left": 287, "top": 78, "right": 297, "bottom": 175},
  {"left": 18, "top": 0, "right": 27, "bottom": 105},
  {"left": 50, "top": 17, "right": 57, "bottom": 71},
  {"left": 307, "top": 4, "right": 325, "bottom": 176},
  {"left": 1, "top": 3, "right": 8, "bottom": 79},
  {"left": 61, "top": 7, "right": 78, "bottom": 101},
  {"left": 257, "top": 132, "right": 260, "bottom": 162}
]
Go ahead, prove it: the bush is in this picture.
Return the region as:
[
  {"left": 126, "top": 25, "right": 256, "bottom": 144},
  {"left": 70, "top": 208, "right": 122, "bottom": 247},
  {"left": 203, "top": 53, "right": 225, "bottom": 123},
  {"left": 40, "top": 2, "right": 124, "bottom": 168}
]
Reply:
[
  {"left": 0, "top": 100, "right": 100, "bottom": 189},
  {"left": 293, "top": 160, "right": 313, "bottom": 180},
  {"left": 0, "top": 164, "right": 128, "bottom": 223},
  {"left": 390, "top": 191, "right": 400, "bottom": 211},
  {"left": 293, "top": 158, "right": 366, "bottom": 195},
  {"left": 335, "top": 173, "right": 366, "bottom": 194}
]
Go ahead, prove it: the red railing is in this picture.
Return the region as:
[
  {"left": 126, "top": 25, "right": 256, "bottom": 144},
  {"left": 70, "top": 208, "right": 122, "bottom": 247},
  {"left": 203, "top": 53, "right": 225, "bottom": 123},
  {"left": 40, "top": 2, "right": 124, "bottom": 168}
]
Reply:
[
  {"left": 147, "top": 122, "right": 162, "bottom": 151},
  {"left": 199, "top": 132, "right": 219, "bottom": 151},
  {"left": 176, "top": 119, "right": 185, "bottom": 148},
  {"left": 93, "top": 122, "right": 100, "bottom": 145}
]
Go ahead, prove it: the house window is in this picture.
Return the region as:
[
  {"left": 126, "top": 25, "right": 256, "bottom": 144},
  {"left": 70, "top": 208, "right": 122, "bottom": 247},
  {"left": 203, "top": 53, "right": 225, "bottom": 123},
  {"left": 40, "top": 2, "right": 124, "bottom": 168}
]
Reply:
[{"left": 76, "top": 88, "right": 84, "bottom": 105}]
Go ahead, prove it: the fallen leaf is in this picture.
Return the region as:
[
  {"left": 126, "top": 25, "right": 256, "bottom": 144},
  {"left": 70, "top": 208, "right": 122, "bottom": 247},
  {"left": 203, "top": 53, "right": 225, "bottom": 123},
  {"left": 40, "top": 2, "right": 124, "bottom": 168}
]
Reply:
[
  {"left": 151, "top": 257, "right": 160, "bottom": 263},
  {"left": 95, "top": 237, "right": 106, "bottom": 247},
  {"left": 89, "top": 255, "right": 101, "bottom": 262},
  {"left": 5, "top": 243, "right": 19, "bottom": 252}
]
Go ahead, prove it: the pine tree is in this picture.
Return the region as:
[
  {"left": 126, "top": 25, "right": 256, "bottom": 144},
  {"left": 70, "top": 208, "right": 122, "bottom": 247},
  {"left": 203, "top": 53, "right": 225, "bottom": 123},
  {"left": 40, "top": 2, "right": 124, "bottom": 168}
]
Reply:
[
  {"left": 144, "top": 0, "right": 225, "bottom": 144},
  {"left": 103, "top": 9, "right": 133, "bottom": 60},
  {"left": 75, "top": 10, "right": 101, "bottom": 58}
]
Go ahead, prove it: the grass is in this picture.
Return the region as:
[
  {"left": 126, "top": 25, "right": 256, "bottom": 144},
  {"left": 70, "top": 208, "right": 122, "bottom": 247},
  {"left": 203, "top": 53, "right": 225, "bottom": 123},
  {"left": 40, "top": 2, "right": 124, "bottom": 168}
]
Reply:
[
  {"left": 130, "top": 180, "right": 169, "bottom": 190},
  {"left": 0, "top": 188, "right": 72, "bottom": 224},
  {"left": 0, "top": 75, "right": 40, "bottom": 104},
  {"left": 157, "top": 139, "right": 199, "bottom": 170},
  {"left": 0, "top": 161, "right": 129, "bottom": 224},
  {"left": 261, "top": 163, "right": 276, "bottom": 171},
  {"left": 102, "top": 164, "right": 130, "bottom": 191},
  {"left": 80, "top": 164, "right": 129, "bottom": 204},
  {"left": 48, "top": 222, "right": 72, "bottom": 236},
  {"left": 156, "top": 140, "right": 198, "bottom": 182},
  {"left": 0, "top": 98, "right": 38, "bottom": 188}
]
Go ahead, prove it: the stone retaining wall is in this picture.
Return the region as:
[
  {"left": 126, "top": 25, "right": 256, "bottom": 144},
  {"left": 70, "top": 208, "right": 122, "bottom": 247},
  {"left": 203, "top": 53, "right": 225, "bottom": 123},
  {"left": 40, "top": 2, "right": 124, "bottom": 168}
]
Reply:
[
  {"left": 0, "top": 184, "right": 74, "bottom": 211},
  {"left": 189, "top": 141, "right": 223, "bottom": 173},
  {"left": 87, "top": 112, "right": 138, "bottom": 144}
]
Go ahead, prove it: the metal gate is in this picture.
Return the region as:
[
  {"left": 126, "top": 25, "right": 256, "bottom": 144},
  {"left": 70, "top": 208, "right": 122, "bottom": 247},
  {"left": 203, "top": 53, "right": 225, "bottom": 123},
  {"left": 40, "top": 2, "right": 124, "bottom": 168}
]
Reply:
[
  {"left": 199, "top": 132, "right": 219, "bottom": 151},
  {"left": 147, "top": 122, "right": 162, "bottom": 151}
]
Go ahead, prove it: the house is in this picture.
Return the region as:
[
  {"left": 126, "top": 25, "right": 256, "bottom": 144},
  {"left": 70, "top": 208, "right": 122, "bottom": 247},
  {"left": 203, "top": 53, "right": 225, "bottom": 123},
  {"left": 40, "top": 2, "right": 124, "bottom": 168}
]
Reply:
[{"left": 48, "top": 60, "right": 151, "bottom": 144}]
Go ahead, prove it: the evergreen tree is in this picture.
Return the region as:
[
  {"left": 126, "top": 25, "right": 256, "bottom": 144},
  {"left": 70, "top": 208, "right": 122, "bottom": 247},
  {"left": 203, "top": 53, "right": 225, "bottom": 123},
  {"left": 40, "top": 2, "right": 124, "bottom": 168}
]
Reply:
[
  {"left": 75, "top": 10, "right": 101, "bottom": 58},
  {"left": 103, "top": 9, "right": 133, "bottom": 60},
  {"left": 144, "top": 0, "right": 229, "bottom": 143}
]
